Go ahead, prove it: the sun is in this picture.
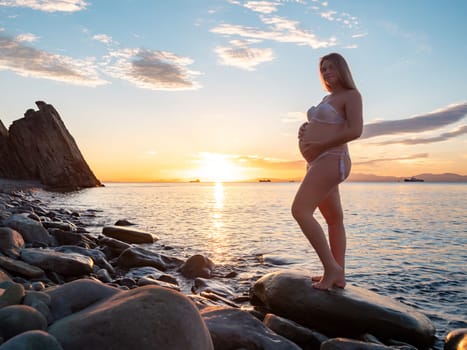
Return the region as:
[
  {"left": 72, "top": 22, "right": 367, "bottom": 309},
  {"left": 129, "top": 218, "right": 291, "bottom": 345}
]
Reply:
[{"left": 192, "top": 153, "right": 244, "bottom": 182}]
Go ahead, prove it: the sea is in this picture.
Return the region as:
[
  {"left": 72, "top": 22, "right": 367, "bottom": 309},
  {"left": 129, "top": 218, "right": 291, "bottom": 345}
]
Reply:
[{"left": 36, "top": 181, "right": 466, "bottom": 348}]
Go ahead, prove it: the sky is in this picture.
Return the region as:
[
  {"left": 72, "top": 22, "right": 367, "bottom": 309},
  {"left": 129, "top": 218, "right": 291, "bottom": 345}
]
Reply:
[{"left": 0, "top": 0, "right": 466, "bottom": 182}]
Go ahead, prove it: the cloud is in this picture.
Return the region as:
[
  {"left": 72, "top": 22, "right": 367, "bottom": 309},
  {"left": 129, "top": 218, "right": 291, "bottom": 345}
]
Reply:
[
  {"left": 374, "top": 124, "right": 467, "bottom": 146},
  {"left": 16, "top": 33, "right": 39, "bottom": 43},
  {"left": 353, "top": 153, "right": 429, "bottom": 166},
  {"left": 361, "top": 102, "right": 467, "bottom": 139},
  {"left": 244, "top": 1, "right": 281, "bottom": 13},
  {"left": 0, "top": 0, "right": 88, "bottom": 12},
  {"left": 0, "top": 33, "right": 106, "bottom": 86},
  {"left": 214, "top": 41, "right": 274, "bottom": 70},
  {"left": 211, "top": 15, "right": 336, "bottom": 48},
  {"left": 92, "top": 34, "right": 113, "bottom": 45},
  {"left": 102, "top": 48, "right": 201, "bottom": 91}
]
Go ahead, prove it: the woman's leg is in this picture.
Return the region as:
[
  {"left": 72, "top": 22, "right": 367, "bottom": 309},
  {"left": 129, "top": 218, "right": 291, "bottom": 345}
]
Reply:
[{"left": 291, "top": 154, "right": 345, "bottom": 290}]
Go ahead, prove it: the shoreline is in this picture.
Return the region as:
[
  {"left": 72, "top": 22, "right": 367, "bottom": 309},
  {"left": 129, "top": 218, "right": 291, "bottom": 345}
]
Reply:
[{"left": 0, "top": 182, "right": 460, "bottom": 349}]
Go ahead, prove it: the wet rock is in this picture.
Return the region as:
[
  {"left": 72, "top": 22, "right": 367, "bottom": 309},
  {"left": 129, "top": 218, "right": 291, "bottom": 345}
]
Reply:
[
  {"left": 55, "top": 245, "right": 114, "bottom": 273},
  {"left": 96, "top": 268, "right": 112, "bottom": 283},
  {"left": 321, "top": 338, "right": 394, "bottom": 350},
  {"left": 137, "top": 276, "right": 180, "bottom": 291},
  {"left": 201, "top": 306, "right": 301, "bottom": 349},
  {"left": 98, "top": 236, "right": 132, "bottom": 255},
  {"left": 180, "top": 254, "right": 215, "bottom": 278},
  {"left": 0, "top": 305, "right": 47, "bottom": 341},
  {"left": 253, "top": 270, "right": 436, "bottom": 349},
  {"left": 193, "top": 277, "right": 236, "bottom": 297},
  {"left": 20, "top": 248, "right": 94, "bottom": 276},
  {"left": 4, "top": 214, "right": 53, "bottom": 245},
  {"left": 0, "top": 256, "right": 45, "bottom": 278},
  {"left": 264, "top": 313, "right": 328, "bottom": 350},
  {"left": 0, "top": 330, "right": 63, "bottom": 350},
  {"left": 48, "top": 229, "right": 95, "bottom": 248},
  {"left": 445, "top": 328, "right": 467, "bottom": 350},
  {"left": 0, "top": 268, "right": 11, "bottom": 282},
  {"left": 0, "top": 282, "right": 25, "bottom": 307},
  {"left": 102, "top": 225, "right": 156, "bottom": 244},
  {"left": 115, "top": 219, "right": 135, "bottom": 226},
  {"left": 0, "top": 227, "right": 24, "bottom": 257},
  {"left": 116, "top": 246, "right": 183, "bottom": 271},
  {"left": 43, "top": 221, "right": 77, "bottom": 232},
  {"left": 48, "top": 285, "right": 214, "bottom": 350},
  {"left": 45, "top": 278, "right": 121, "bottom": 323}
]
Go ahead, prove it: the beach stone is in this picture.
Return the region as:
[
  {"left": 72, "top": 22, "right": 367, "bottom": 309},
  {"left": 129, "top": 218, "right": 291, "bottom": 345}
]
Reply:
[
  {"left": 96, "top": 268, "right": 112, "bottom": 283},
  {"left": 0, "top": 305, "right": 47, "bottom": 340},
  {"left": 45, "top": 278, "right": 121, "bottom": 323},
  {"left": 264, "top": 313, "right": 329, "bottom": 350},
  {"left": 115, "top": 219, "right": 135, "bottom": 226},
  {"left": 48, "top": 285, "right": 214, "bottom": 350},
  {"left": 321, "top": 338, "right": 394, "bottom": 350},
  {"left": 0, "top": 268, "right": 11, "bottom": 282},
  {"left": 0, "top": 282, "right": 25, "bottom": 307},
  {"left": 137, "top": 276, "right": 181, "bottom": 291},
  {"left": 20, "top": 248, "right": 93, "bottom": 276},
  {"left": 3, "top": 214, "right": 53, "bottom": 245},
  {"left": 43, "top": 221, "right": 77, "bottom": 231},
  {"left": 102, "top": 225, "right": 156, "bottom": 244},
  {"left": 0, "top": 255, "right": 45, "bottom": 278},
  {"left": 445, "top": 328, "right": 467, "bottom": 350},
  {"left": 253, "top": 270, "right": 436, "bottom": 349},
  {"left": 55, "top": 245, "right": 114, "bottom": 273},
  {"left": 0, "top": 227, "right": 24, "bottom": 257},
  {"left": 48, "top": 228, "right": 95, "bottom": 248},
  {"left": 116, "top": 246, "right": 183, "bottom": 271},
  {"left": 0, "top": 330, "right": 63, "bottom": 350},
  {"left": 201, "top": 306, "right": 301, "bottom": 349},
  {"left": 180, "top": 254, "right": 215, "bottom": 278},
  {"left": 98, "top": 236, "right": 132, "bottom": 255},
  {"left": 193, "top": 277, "right": 236, "bottom": 298}
]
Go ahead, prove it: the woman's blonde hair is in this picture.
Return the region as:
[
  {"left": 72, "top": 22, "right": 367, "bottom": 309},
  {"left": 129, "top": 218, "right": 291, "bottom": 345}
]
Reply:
[{"left": 319, "top": 53, "right": 357, "bottom": 92}]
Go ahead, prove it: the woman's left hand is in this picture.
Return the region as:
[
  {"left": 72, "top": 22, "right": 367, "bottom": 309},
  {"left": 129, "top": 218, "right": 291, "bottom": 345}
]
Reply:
[
  {"left": 299, "top": 140, "right": 324, "bottom": 163},
  {"left": 298, "top": 122, "right": 308, "bottom": 140}
]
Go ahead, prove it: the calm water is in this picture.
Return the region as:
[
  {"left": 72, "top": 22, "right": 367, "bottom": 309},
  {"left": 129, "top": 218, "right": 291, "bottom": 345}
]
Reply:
[{"left": 37, "top": 182, "right": 466, "bottom": 347}]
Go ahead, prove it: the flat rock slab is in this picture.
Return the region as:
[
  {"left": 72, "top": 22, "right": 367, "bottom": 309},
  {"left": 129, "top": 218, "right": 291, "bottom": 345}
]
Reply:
[
  {"left": 102, "top": 225, "right": 156, "bottom": 244},
  {"left": 253, "top": 270, "right": 436, "bottom": 348}
]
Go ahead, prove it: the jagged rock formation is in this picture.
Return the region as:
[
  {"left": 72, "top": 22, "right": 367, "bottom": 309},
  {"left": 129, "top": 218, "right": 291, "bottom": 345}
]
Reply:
[{"left": 0, "top": 101, "right": 101, "bottom": 190}]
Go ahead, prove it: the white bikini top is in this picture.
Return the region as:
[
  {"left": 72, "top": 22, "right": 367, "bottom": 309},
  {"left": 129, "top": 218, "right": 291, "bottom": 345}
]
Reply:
[{"left": 307, "top": 100, "right": 346, "bottom": 124}]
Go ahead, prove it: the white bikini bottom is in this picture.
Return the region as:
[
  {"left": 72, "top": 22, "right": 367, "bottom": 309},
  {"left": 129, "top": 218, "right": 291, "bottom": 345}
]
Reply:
[{"left": 307, "top": 150, "right": 350, "bottom": 182}]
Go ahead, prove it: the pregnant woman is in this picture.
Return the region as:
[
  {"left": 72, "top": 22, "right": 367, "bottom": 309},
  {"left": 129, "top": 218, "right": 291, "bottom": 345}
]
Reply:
[{"left": 292, "top": 53, "right": 363, "bottom": 290}]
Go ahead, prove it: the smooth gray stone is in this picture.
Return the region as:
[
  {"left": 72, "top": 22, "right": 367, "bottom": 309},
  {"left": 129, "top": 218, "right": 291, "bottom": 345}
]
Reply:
[
  {"left": 253, "top": 270, "right": 436, "bottom": 349},
  {"left": 264, "top": 313, "right": 328, "bottom": 350},
  {"left": 55, "top": 245, "right": 114, "bottom": 273},
  {"left": 445, "top": 328, "right": 467, "bottom": 350},
  {"left": 48, "top": 285, "right": 214, "bottom": 350},
  {"left": 0, "top": 330, "right": 63, "bottom": 350},
  {"left": 20, "top": 248, "right": 93, "bottom": 276},
  {"left": 45, "top": 278, "right": 121, "bottom": 323},
  {"left": 0, "top": 305, "right": 47, "bottom": 341},
  {"left": 201, "top": 306, "right": 301, "bottom": 349},
  {"left": 0, "top": 282, "right": 25, "bottom": 308},
  {"left": 102, "top": 225, "right": 156, "bottom": 244},
  {"left": 0, "top": 267, "right": 11, "bottom": 282},
  {"left": 116, "top": 246, "right": 183, "bottom": 271},
  {"left": 180, "top": 254, "right": 215, "bottom": 279},
  {"left": 321, "top": 338, "right": 394, "bottom": 350},
  {"left": 0, "top": 227, "right": 24, "bottom": 256},
  {"left": 4, "top": 214, "right": 53, "bottom": 245},
  {"left": 0, "top": 255, "right": 45, "bottom": 278}
]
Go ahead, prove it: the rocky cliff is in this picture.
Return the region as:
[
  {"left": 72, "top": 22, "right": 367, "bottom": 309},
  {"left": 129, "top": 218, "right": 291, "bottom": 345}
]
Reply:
[{"left": 0, "top": 101, "right": 101, "bottom": 190}]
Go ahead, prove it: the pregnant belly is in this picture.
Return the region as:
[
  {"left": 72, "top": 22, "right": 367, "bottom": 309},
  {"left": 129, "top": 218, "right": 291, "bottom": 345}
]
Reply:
[{"left": 299, "top": 121, "right": 345, "bottom": 163}]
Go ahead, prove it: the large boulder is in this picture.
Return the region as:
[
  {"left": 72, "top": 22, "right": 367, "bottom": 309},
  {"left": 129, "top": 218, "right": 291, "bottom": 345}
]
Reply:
[
  {"left": 253, "top": 270, "right": 436, "bottom": 349},
  {"left": 48, "top": 285, "right": 214, "bottom": 350},
  {"left": 0, "top": 101, "right": 101, "bottom": 190}
]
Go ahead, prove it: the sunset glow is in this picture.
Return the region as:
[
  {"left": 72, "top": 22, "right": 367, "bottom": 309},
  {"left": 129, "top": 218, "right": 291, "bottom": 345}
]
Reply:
[{"left": 191, "top": 153, "right": 246, "bottom": 183}]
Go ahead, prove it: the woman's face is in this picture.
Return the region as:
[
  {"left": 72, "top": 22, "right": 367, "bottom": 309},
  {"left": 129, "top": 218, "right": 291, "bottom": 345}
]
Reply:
[{"left": 320, "top": 59, "right": 341, "bottom": 88}]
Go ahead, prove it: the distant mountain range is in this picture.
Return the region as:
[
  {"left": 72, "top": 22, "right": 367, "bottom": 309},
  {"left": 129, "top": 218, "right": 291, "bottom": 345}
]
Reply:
[{"left": 347, "top": 173, "right": 467, "bottom": 182}]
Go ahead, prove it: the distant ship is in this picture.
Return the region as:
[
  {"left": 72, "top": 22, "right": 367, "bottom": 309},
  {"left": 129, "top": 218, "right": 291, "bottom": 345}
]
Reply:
[
  {"left": 258, "top": 179, "right": 271, "bottom": 182},
  {"left": 404, "top": 177, "right": 424, "bottom": 182}
]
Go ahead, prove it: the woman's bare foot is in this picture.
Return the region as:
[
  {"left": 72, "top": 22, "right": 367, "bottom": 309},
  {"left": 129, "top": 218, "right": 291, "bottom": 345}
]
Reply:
[
  {"left": 313, "top": 265, "right": 346, "bottom": 290},
  {"left": 311, "top": 275, "right": 322, "bottom": 282}
]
